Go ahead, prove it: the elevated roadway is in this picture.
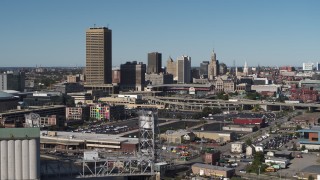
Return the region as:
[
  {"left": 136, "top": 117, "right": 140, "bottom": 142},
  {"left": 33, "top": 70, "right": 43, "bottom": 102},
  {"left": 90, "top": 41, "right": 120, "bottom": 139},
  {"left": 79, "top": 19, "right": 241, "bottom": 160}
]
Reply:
[
  {"left": 145, "top": 96, "right": 240, "bottom": 111},
  {"left": 145, "top": 96, "right": 320, "bottom": 111}
]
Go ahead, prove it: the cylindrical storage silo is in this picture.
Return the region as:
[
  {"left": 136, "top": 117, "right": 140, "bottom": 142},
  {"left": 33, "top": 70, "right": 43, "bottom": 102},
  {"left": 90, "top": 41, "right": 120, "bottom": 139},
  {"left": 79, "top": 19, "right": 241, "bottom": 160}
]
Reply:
[
  {"left": 1, "top": 140, "right": 8, "bottom": 180},
  {"left": 22, "top": 139, "right": 29, "bottom": 179},
  {"left": 29, "top": 139, "right": 37, "bottom": 180},
  {"left": 36, "top": 139, "right": 40, "bottom": 179},
  {"left": 15, "top": 140, "right": 22, "bottom": 180},
  {"left": 8, "top": 140, "right": 15, "bottom": 180},
  {"left": 0, "top": 140, "right": 1, "bottom": 178}
]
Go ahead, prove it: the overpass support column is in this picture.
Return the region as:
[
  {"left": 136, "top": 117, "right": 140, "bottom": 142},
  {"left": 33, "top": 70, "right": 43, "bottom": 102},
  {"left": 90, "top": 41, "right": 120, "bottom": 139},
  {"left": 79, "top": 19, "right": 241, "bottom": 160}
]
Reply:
[
  {"left": 280, "top": 105, "right": 282, "bottom": 111},
  {"left": 309, "top": 106, "right": 311, "bottom": 111},
  {"left": 292, "top": 106, "right": 295, "bottom": 111}
]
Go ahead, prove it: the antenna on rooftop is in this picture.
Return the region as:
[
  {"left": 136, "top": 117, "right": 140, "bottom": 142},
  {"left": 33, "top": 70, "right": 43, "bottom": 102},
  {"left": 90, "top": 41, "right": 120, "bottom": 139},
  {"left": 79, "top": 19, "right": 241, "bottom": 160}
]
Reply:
[{"left": 94, "top": 24, "right": 96, "bottom": 28}]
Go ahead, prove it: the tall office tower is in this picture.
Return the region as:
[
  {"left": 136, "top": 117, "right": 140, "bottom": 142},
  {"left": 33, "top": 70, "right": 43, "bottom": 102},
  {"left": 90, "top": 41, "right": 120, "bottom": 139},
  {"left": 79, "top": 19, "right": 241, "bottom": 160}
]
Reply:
[
  {"left": 120, "top": 61, "right": 146, "bottom": 91},
  {"left": 166, "top": 57, "right": 176, "bottom": 78},
  {"left": 85, "top": 27, "right": 112, "bottom": 84},
  {"left": 200, "top": 61, "right": 209, "bottom": 76},
  {"left": 219, "top": 63, "right": 227, "bottom": 75},
  {"left": 243, "top": 61, "right": 248, "bottom": 75},
  {"left": 147, "top": 52, "right": 162, "bottom": 74},
  {"left": 208, "top": 50, "right": 219, "bottom": 80},
  {"left": 176, "top": 56, "right": 191, "bottom": 84}
]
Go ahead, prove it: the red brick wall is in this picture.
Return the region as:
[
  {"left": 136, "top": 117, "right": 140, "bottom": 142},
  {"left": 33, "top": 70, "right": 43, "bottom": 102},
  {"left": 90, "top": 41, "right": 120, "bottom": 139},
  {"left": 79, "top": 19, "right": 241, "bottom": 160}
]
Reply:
[{"left": 309, "top": 132, "right": 318, "bottom": 141}]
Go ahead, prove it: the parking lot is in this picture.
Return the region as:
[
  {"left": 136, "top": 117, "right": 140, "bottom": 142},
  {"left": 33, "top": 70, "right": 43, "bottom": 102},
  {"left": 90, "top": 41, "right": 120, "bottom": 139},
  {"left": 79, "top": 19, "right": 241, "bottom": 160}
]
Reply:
[
  {"left": 254, "top": 134, "right": 294, "bottom": 151},
  {"left": 70, "top": 118, "right": 141, "bottom": 135},
  {"left": 271, "top": 153, "right": 320, "bottom": 178}
]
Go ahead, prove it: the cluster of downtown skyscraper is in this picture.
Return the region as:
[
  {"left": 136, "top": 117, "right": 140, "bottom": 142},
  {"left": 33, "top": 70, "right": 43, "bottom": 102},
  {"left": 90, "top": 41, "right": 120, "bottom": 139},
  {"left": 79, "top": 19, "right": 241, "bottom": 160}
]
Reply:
[{"left": 85, "top": 26, "right": 227, "bottom": 91}]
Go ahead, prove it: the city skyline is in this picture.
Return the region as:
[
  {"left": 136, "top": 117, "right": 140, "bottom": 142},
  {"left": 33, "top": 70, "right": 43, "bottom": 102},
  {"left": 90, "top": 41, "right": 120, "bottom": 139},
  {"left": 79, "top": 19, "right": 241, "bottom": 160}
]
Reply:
[{"left": 1, "top": 0, "right": 320, "bottom": 67}]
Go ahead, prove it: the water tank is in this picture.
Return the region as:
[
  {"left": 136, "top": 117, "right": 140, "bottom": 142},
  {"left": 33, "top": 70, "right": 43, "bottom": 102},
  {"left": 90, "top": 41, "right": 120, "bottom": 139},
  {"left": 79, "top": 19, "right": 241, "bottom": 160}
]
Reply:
[
  {"left": 84, "top": 151, "right": 99, "bottom": 160},
  {"left": 139, "top": 111, "right": 157, "bottom": 130}
]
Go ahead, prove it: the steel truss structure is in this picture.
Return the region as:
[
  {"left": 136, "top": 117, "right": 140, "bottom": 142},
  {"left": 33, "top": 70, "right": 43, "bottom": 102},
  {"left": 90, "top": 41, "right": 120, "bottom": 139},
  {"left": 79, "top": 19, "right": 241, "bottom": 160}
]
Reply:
[
  {"left": 77, "top": 156, "right": 154, "bottom": 178},
  {"left": 78, "top": 110, "right": 158, "bottom": 178}
]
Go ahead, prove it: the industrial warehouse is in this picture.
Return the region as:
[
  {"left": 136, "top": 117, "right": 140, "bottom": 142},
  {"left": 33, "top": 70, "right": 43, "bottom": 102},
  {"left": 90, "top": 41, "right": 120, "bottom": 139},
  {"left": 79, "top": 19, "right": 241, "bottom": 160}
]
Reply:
[{"left": 40, "top": 131, "right": 139, "bottom": 153}]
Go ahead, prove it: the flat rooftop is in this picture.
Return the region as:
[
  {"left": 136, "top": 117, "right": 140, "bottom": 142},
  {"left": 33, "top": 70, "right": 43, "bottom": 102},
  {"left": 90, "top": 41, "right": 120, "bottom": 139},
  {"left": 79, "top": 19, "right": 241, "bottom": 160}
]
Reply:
[
  {"left": 147, "top": 84, "right": 213, "bottom": 88},
  {"left": 0, "top": 105, "right": 65, "bottom": 115},
  {"left": 265, "top": 157, "right": 289, "bottom": 161},
  {"left": 0, "top": 128, "right": 40, "bottom": 139},
  {"left": 192, "top": 163, "right": 234, "bottom": 171},
  {"left": 41, "top": 131, "right": 139, "bottom": 144},
  {"left": 298, "top": 126, "right": 320, "bottom": 132},
  {"left": 193, "top": 130, "right": 233, "bottom": 134}
]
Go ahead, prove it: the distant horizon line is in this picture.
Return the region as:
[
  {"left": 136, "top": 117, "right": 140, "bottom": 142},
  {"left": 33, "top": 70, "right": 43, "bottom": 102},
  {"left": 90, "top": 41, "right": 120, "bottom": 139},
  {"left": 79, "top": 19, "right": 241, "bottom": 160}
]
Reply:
[{"left": 0, "top": 65, "right": 305, "bottom": 68}]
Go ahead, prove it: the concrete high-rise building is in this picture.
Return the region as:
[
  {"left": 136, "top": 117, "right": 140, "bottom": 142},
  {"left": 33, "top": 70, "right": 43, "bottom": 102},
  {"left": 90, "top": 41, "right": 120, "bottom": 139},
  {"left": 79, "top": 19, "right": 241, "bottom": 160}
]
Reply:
[
  {"left": 120, "top": 61, "right": 146, "bottom": 91},
  {"left": 85, "top": 27, "right": 112, "bottom": 84},
  {"left": 147, "top": 52, "right": 162, "bottom": 74},
  {"left": 0, "top": 71, "right": 25, "bottom": 91},
  {"left": 112, "top": 68, "right": 121, "bottom": 84},
  {"left": 145, "top": 74, "right": 173, "bottom": 85},
  {"left": 243, "top": 61, "right": 249, "bottom": 75},
  {"left": 177, "top": 56, "right": 191, "bottom": 84},
  {"left": 166, "top": 57, "right": 176, "bottom": 79},
  {"left": 303, "top": 62, "right": 314, "bottom": 71},
  {"left": 208, "top": 50, "right": 219, "bottom": 80},
  {"left": 200, "top": 61, "right": 209, "bottom": 76}
]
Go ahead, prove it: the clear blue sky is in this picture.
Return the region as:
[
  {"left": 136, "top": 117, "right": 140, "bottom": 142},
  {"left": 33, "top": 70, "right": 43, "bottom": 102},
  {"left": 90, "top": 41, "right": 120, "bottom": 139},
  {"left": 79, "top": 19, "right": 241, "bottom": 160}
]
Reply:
[{"left": 0, "top": 0, "right": 320, "bottom": 67}]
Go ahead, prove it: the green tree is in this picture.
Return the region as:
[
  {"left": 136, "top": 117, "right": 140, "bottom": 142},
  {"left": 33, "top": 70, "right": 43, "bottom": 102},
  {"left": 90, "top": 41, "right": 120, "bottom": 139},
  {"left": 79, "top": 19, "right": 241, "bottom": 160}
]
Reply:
[
  {"left": 246, "top": 152, "right": 267, "bottom": 174},
  {"left": 64, "top": 94, "right": 75, "bottom": 107},
  {"left": 176, "top": 114, "right": 182, "bottom": 120},
  {"left": 231, "top": 177, "right": 245, "bottom": 180},
  {"left": 253, "top": 151, "right": 265, "bottom": 163},
  {"left": 292, "top": 143, "right": 297, "bottom": 151},
  {"left": 308, "top": 175, "right": 315, "bottom": 180},
  {"left": 295, "top": 125, "right": 302, "bottom": 131},
  {"left": 252, "top": 104, "right": 261, "bottom": 112},
  {"left": 301, "top": 145, "right": 306, "bottom": 151},
  {"left": 245, "top": 92, "right": 261, "bottom": 100},
  {"left": 212, "top": 107, "right": 222, "bottom": 114},
  {"left": 202, "top": 107, "right": 213, "bottom": 116},
  {"left": 245, "top": 138, "right": 252, "bottom": 146},
  {"left": 217, "top": 92, "right": 229, "bottom": 100}
]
